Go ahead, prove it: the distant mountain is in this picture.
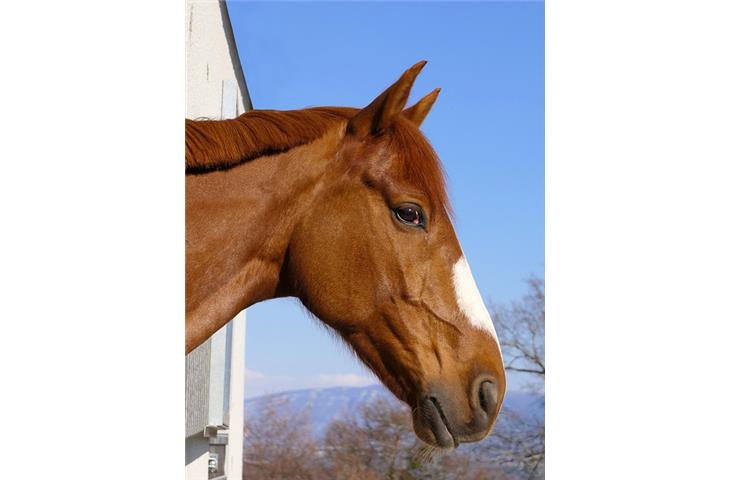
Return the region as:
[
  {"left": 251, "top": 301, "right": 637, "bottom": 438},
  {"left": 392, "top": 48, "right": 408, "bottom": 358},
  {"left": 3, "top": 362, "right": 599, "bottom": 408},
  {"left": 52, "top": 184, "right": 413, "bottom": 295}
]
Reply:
[{"left": 245, "top": 385, "right": 543, "bottom": 437}]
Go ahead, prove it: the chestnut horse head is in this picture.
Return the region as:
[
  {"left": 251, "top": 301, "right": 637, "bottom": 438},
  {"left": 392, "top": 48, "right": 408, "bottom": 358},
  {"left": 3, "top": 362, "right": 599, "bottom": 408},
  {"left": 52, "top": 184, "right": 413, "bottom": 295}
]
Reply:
[{"left": 185, "top": 61, "right": 505, "bottom": 448}]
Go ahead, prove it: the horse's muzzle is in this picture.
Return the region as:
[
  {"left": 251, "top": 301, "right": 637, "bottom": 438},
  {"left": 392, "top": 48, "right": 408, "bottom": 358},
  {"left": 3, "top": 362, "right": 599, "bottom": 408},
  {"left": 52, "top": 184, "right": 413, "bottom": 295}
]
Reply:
[{"left": 413, "top": 375, "right": 502, "bottom": 449}]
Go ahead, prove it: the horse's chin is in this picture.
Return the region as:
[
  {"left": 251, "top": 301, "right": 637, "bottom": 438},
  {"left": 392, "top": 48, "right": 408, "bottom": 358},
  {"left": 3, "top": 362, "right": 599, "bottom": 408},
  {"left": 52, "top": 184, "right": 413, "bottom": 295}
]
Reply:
[
  {"left": 413, "top": 421, "right": 491, "bottom": 451},
  {"left": 413, "top": 425, "right": 458, "bottom": 451}
]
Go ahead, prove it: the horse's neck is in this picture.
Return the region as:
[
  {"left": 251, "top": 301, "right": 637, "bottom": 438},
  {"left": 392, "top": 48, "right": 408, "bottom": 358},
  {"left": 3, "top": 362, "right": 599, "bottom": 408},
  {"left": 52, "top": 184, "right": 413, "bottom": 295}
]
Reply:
[{"left": 185, "top": 127, "right": 343, "bottom": 352}]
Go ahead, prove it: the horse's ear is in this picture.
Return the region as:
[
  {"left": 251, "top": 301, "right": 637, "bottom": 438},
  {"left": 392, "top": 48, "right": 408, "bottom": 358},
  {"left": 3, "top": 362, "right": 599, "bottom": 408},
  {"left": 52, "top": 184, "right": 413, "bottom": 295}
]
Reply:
[
  {"left": 401, "top": 88, "right": 441, "bottom": 128},
  {"left": 347, "top": 60, "right": 427, "bottom": 137}
]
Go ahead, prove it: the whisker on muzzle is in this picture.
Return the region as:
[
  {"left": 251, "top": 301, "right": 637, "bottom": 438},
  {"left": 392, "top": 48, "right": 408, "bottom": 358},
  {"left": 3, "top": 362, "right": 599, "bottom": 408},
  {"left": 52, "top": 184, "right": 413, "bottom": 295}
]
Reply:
[{"left": 413, "top": 444, "right": 437, "bottom": 464}]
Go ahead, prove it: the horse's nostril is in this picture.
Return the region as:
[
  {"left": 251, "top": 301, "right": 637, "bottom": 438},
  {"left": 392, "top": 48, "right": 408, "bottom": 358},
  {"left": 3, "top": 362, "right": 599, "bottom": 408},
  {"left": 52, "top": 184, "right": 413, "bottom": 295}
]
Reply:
[{"left": 478, "top": 380, "right": 499, "bottom": 417}]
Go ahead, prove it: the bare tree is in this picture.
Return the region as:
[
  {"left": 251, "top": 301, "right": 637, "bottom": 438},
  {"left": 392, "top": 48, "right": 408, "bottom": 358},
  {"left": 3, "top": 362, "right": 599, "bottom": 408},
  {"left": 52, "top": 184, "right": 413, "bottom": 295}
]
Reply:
[
  {"left": 323, "top": 397, "right": 413, "bottom": 479},
  {"left": 483, "top": 408, "right": 545, "bottom": 479},
  {"left": 492, "top": 276, "right": 545, "bottom": 383},
  {"left": 242, "top": 381, "right": 536, "bottom": 480},
  {"left": 323, "top": 398, "right": 509, "bottom": 480},
  {"left": 243, "top": 396, "right": 324, "bottom": 480},
  {"left": 480, "top": 276, "right": 545, "bottom": 478}
]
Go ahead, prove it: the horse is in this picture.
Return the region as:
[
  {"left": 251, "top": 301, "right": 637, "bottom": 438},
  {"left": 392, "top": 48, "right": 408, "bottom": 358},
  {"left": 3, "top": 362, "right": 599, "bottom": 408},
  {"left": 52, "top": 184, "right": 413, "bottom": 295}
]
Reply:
[{"left": 185, "top": 61, "right": 505, "bottom": 449}]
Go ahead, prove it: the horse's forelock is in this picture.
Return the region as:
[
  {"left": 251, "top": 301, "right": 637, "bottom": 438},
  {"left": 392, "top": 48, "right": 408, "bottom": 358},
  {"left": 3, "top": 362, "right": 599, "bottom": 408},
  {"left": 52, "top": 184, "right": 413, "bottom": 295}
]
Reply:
[{"left": 388, "top": 116, "right": 452, "bottom": 217}]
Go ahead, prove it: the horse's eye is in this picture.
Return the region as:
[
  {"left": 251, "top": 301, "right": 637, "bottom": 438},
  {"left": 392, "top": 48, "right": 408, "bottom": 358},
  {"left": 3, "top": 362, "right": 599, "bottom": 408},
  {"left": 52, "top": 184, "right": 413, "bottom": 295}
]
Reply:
[{"left": 394, "top": 204, "right": 425, "bottom": 228}]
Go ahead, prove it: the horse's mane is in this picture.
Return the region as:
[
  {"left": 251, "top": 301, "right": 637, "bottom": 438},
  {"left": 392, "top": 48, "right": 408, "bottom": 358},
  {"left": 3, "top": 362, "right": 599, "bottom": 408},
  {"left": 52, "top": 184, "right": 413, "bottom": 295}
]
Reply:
[
  {"left": 185, "top": 107, "right": 354, "bottom": 174},
  {"left": 185, "top": 107, "right": 450, "bottom": 214}
]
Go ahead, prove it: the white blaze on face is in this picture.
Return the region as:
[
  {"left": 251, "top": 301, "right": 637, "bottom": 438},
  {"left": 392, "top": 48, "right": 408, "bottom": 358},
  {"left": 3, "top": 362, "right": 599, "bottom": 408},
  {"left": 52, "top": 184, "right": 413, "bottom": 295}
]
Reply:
[{"left": 452, "top": 256, "right": 498, "bottom": 341}]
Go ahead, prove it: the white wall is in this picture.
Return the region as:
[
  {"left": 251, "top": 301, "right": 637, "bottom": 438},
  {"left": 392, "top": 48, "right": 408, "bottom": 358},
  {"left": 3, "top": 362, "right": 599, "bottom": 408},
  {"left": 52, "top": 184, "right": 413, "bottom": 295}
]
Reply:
[
  {"left": 186, "top": 0, "right": 250, "bottom": 120},
  {"left": 185, "top": 1, "right": 251, "bottom": 479}
]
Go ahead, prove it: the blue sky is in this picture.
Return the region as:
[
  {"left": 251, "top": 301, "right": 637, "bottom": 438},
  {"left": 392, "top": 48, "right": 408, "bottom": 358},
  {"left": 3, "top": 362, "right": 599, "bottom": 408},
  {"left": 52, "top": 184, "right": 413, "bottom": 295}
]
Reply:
[{"left": 228, "top": 1, "right": 544, "bottom": 397}]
